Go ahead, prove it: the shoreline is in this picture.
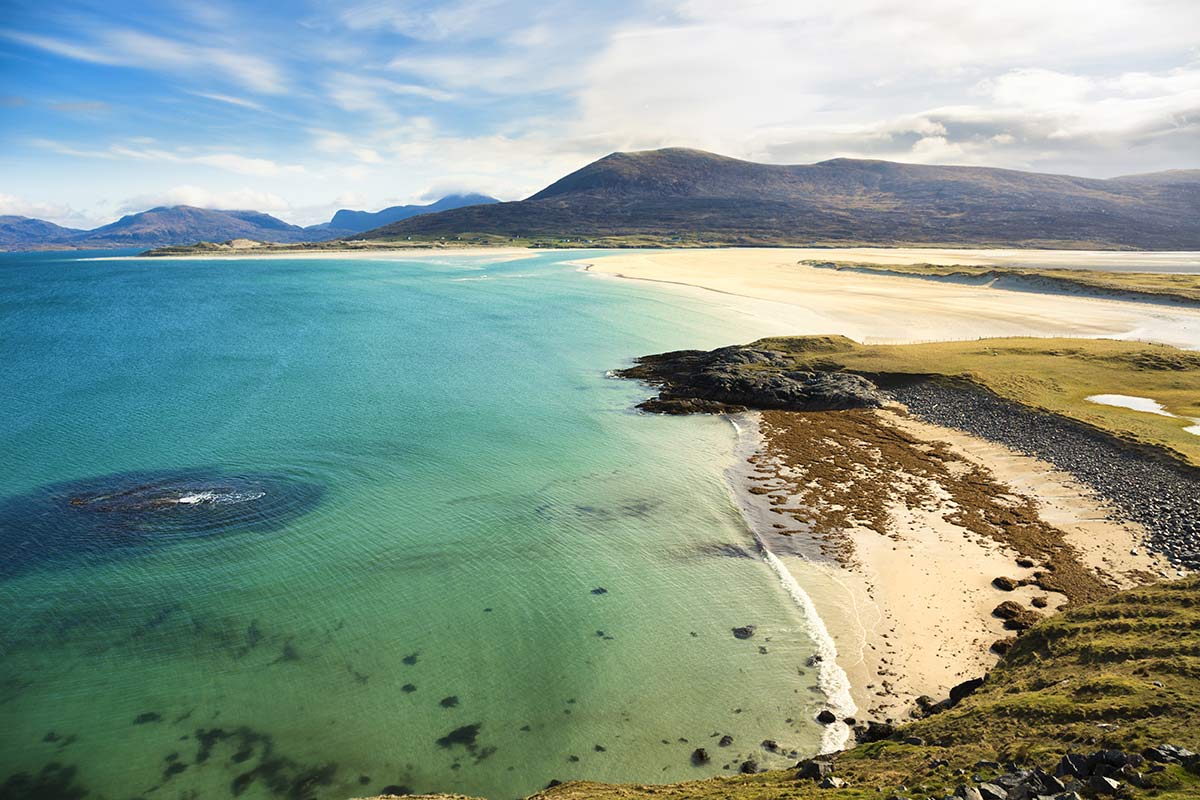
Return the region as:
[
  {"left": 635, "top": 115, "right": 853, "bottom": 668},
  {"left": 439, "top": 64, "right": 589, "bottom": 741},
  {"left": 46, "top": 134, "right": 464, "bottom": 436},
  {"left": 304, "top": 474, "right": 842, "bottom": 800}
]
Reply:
[
  {"left": 724, "top": 407, "right": 1168, "bottom": 731},
  {"left": 587, "top": 249, "right": 1200, "bottom": 351}
]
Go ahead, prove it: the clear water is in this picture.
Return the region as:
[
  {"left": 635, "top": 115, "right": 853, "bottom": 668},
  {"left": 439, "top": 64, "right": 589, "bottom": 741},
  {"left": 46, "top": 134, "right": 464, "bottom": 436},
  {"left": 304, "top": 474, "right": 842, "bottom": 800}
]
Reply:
[{"left": 0, "top": 250, "right": 827, "bottom": 800}]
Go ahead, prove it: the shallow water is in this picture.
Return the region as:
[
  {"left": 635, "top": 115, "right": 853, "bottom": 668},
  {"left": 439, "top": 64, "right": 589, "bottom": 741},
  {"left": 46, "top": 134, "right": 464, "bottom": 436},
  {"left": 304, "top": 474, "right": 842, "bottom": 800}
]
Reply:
[{"left": 0, "top": 250, "right": 833, "bottom": 799}]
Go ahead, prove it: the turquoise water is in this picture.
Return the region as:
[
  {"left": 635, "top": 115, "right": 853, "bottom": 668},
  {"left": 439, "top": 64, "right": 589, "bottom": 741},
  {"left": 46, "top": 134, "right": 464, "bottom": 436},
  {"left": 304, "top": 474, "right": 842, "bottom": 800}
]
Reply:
[{"left": 0, "top": 250, "right": 827, "bottom": 800}]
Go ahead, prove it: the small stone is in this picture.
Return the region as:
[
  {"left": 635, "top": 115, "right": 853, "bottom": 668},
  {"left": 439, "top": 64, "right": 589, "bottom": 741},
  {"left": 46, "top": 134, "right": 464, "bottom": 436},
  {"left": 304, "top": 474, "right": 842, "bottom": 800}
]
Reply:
[
  {"left": 732, "top": 625, "right": 756, "bottom": 639},
  {"left": 590, "top": 587, "right": 607, "bottom": 595}
]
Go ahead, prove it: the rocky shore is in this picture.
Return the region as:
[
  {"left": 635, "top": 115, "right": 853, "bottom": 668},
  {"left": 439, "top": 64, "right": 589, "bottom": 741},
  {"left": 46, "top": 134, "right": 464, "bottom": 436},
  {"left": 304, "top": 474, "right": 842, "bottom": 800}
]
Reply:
[{"left": 887, "top": 379, "right": 1200, "bottom": 569}]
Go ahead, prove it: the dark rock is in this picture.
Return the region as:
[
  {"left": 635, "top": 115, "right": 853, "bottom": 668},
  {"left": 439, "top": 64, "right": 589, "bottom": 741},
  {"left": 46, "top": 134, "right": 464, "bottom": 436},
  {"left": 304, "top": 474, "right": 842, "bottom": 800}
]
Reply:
[
  {"left": 796, "top": 758, "right": 833, "bottom": 780},
  {"left": 133, "top": 712, "right": 162, "bottom": 725},
  {"left": 617, "top": 345, "right": 885, "bottom": 415},
  {"left": 545, "top": 779, "right": 562, "bottom": 789},
  {"left": 949, "top": 677, "right": 985, "bottom": 704},
  {"left": 691, "top": 748, "right": 710, "bottom": 765},
  {"left": 439, "top": 696, "right": 459, "bottom": 708},
  {"left": 718, "top": 735, "right": 733, "bottom": 747},
  {"left": 739, "top": 760, "right": 759, "bottom": 774},
  {"left": 976, "top": 783, "right": 1007, "bottom": 800},
  {"left": 1031, "top": 596, "right": 1049, "bottom": 609},
  {"left": 760, "top": 739, "right": 778, "bottom": 752},
  {"left": 903, "top": 736, "right": 925, "bottom": 746},
  {"left": 955, "top": 787, "right": 983, "bottom": 800},
  {"left": 857, "top": 720, "right": 895, "bottom": 743},
  {"left": 590, "top": 587, "right": 607, "bottom": 595},
  {"left": 816, "top": 709, "right": 837, "bottom": 724},
  {"left": 1087, "top": 775, "right": 1121, "bottom": 795},
  {"left": 818, "top": 776, "right": 846, "bottom": 789},
  {"left": 378, "top": 784, "right": 410, "bottom": 796},
  {"left": 991, "top": 637, "right": 1017, "bottom": 655},
  {"left": 992, "top": 576, "right": 1020, "bottom": 591},
  {"left": 732, "top": 625, "right": 756, "bottom": 639}
]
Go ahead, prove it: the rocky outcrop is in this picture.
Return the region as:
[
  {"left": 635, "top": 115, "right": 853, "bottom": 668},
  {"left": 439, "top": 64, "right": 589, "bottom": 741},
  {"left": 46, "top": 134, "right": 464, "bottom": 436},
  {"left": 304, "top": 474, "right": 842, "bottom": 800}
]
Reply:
[{"left": 615, "top": 345, "right": 884, "bottom": 414}]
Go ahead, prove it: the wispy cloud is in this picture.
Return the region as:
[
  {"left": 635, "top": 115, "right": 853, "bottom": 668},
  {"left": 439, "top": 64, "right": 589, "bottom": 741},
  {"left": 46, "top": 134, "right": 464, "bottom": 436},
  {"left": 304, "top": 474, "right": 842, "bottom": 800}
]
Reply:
[
  {"left": 34, "top": 138, "right": 305, "bottom": 176},
  {"left": 2, "top": 27, "right": 285, "bottom": 93}
]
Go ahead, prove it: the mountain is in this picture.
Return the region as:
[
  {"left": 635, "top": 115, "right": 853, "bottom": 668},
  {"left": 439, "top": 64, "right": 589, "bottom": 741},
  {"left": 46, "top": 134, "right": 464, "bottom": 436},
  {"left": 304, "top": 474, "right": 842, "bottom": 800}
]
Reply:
[
  {"left": 0, "top": 216, "right": 86, "bottom": 247},
  {"left": 0, "top": 193, "right": 502, "bottom": 250},
  {"left": 73, "top": 206, "right": 324, "bottom": 248},
  {"left": 324, "top": 193, "right": 499, "bottom": 234},
  {"left": 357, "top": 148, "right": 1200, "bottom": 249}
]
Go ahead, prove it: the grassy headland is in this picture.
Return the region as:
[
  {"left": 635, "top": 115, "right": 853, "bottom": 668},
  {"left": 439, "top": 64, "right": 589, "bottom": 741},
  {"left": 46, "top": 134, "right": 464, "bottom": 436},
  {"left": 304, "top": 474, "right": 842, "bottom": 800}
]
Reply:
[{"left": 746, "top": 336, "right": 1200, "bottom": 467}]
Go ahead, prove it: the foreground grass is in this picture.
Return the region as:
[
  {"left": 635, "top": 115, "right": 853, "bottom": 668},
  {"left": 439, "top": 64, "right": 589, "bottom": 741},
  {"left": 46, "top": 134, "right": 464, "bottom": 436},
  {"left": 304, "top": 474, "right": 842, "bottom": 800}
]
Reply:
[
  {"left": 748, "top": 335, "right": 1200, "bottom": 467},
  {"left": 526, "top": 577, "right": 1200, "bottom": 800},
  {"left": 805, "top": 260, "right": 1200, "bottom": 305}
]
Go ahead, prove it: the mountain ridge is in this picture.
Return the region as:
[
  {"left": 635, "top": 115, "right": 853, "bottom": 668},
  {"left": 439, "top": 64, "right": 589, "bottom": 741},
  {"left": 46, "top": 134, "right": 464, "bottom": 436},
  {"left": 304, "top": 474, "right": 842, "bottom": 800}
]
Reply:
[
  {"left": 0, "top": 194, "right": 499, "bottom": 251},
  {"left": 358, "top": 148, "right": 1200, "bottom": 249}
]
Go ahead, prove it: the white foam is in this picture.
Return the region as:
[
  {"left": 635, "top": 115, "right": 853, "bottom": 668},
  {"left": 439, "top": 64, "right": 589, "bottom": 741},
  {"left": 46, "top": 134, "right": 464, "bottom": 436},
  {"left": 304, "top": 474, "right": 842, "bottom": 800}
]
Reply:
[
  {"left": 723, "top": 413, "right": 858, "bottom": 753},
  {"left": 175, "top": 490, "right": 265, "bottom": 505}
]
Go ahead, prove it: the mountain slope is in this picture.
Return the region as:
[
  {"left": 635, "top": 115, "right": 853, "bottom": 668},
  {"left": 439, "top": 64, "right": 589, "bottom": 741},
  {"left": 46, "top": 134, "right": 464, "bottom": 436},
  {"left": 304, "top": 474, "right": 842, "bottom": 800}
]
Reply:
[
  {"left": 326, "top": 193, "right": 499, "bottom": 234},
  {"left": 0, "top": 216, "right": 85, "bottom": 247},
  {"left": 358, "top": 148, "right": 1200, "bottom": 249},
  {"left": 72, "top": 206, "right": 323, "bottom": 248}
]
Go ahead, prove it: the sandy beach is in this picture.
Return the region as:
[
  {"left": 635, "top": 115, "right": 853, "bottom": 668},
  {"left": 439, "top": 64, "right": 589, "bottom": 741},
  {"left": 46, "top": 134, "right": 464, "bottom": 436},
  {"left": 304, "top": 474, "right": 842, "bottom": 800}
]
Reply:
[
  {"left": 731, "top": 408, "right": 1167, "bottom": 729},
  {"left": 594, "top": 247, "right": 1195, "bottom": 734},
  {"left": 587, "top": 248, "right": 1200, "bottom": 350}
]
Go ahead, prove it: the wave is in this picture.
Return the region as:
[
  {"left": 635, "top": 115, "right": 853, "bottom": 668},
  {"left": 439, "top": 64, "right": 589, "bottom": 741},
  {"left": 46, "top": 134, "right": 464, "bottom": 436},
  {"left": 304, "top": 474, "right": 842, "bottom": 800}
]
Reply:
[{"left": 725, "top": 413, "right": 858, "bottom": 754}]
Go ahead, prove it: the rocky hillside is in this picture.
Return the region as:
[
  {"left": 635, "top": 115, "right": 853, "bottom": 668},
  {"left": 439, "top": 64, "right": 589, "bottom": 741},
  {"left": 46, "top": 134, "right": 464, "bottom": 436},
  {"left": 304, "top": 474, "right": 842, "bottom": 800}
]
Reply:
[
  {"left": 0, "top": 215, "right": 85, "bottom": 247},
  {"left": 357, "top": 148, "right": 1200, "bottom": 249}
]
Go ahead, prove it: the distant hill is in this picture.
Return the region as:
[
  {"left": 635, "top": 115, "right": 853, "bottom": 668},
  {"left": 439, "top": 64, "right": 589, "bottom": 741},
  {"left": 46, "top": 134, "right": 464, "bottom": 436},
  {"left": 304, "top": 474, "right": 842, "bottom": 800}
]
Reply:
[
  {"left": 0, "top": 193, "right": 498, "bottom": 251},
  {"left": 0, "top": 216, "right": 85, "bottom": 247},
  {"left": 357, "top": 148, "right": 1200, "bottom": 249},
  {"left": 325, "top": 193, "right": 498, "bottom": 234}
]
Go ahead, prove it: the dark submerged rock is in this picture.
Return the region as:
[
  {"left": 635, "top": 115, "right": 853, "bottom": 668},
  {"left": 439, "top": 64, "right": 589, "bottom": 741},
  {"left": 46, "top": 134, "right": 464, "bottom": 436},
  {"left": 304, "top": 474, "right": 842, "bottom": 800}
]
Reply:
[
  {"left": 691, "top": 748, "right": 710, "bottom": 765},
  {"left": 732, "top": 625, "right": 756, "bottom": 640}
]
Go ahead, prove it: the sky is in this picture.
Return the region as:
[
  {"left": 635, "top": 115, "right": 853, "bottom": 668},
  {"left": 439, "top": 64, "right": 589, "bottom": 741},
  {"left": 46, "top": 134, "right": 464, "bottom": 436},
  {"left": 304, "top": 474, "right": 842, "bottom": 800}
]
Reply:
[{"left": 1, "top": 0, "right": 1198, "bottom": 228}]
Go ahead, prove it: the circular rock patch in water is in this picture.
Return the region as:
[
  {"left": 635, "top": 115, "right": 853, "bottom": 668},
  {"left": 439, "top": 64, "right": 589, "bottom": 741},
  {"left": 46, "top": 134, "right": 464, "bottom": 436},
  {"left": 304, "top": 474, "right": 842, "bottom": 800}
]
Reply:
[{"left": 0, "top": 467, "right": 323, "bottom": 579}]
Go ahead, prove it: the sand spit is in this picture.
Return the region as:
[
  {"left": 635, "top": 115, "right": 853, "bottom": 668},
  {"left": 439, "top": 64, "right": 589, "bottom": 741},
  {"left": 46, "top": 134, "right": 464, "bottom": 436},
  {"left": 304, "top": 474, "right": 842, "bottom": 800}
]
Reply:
[
  {"left": 588, "top": 249, "right": 1200, "bottom": 350},
  {"left": 728, "top": 407, "right": 1165, "bottom": 725}
]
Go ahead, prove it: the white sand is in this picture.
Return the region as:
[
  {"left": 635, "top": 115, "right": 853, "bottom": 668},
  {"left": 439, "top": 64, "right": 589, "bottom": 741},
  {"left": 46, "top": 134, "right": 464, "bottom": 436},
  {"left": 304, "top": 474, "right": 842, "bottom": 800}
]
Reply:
[{"left": 588, "top": 248, "right": 1200, "bottom": 350}]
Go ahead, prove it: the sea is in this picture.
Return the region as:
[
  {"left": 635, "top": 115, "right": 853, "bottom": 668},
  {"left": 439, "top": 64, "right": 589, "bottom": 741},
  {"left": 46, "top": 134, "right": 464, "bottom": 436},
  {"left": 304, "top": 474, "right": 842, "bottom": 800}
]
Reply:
[{"left": 0, "top": 249, "right": 844, "bottom": 800}]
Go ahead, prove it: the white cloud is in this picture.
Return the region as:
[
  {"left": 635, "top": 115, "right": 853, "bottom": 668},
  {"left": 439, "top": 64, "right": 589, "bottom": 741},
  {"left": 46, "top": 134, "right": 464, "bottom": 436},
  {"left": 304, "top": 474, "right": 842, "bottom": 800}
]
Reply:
[
  {"left": 117, "top": 186, "right": 292, "bottom": 214},
  {"left": 0, "top": 193, "right": 94, "bottom": 227}
]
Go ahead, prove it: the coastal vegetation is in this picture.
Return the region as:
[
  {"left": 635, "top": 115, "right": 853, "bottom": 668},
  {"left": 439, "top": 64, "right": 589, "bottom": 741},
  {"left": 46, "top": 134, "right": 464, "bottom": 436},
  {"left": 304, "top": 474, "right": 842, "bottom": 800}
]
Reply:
[{"left": 804, "top": 260, "right": 1200, "bottom": 305}]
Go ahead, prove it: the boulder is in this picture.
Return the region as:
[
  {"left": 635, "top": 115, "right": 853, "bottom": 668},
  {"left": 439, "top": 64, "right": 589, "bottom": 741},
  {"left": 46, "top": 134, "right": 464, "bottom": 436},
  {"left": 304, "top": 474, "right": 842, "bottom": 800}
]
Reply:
[
  {"left": 1087, "top": 775, "right": 1121, "bottom": 795},
  {"left": 949, "top": 677, "right": 985, "bottom": 704},
  {"left": 739, "top": 760, "right": 759, "bottom": 774},
  {"left": 718, "top": 734, "right": 733, "bottom": 747},
  {"left": 818, "top": 776, "right": 846, "bottom": 789},
  {"left": 816, "top": 709, "right": 837, "bottom": 724},
  {"left": 691, "top": 748, "right": 710, "bottom": 765},
  {"left": 977, "top": 783, "right": 1008, "bottom": 800},
  {"left": 732, "top": 625, "right": 756, "bottom": 640},
  {"left": 796, "top": 759, "right": 833, "bottom": 780},
  {"left": 992, "top": 576, "right": 1020, "bottom": 591}
]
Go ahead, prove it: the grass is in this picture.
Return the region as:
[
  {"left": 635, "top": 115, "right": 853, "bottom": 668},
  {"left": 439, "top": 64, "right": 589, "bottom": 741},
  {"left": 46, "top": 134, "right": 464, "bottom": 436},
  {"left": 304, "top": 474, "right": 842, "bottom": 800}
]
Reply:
[
  {"left": 747, "top": 335, "right": 1200, "bottom": 467},
  {"left": 804, "top": 260, "right": 1200, "bottom": 305},
  {"left": 516, "top": 578, "right": 1200, "bottom": 800}
]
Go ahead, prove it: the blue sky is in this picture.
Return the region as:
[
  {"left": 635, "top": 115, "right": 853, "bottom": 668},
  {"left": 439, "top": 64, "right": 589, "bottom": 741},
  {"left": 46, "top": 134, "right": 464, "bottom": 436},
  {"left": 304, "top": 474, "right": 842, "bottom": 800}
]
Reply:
[{"left": 2, "top": 0, "right": 1198, "bottom": 227}]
